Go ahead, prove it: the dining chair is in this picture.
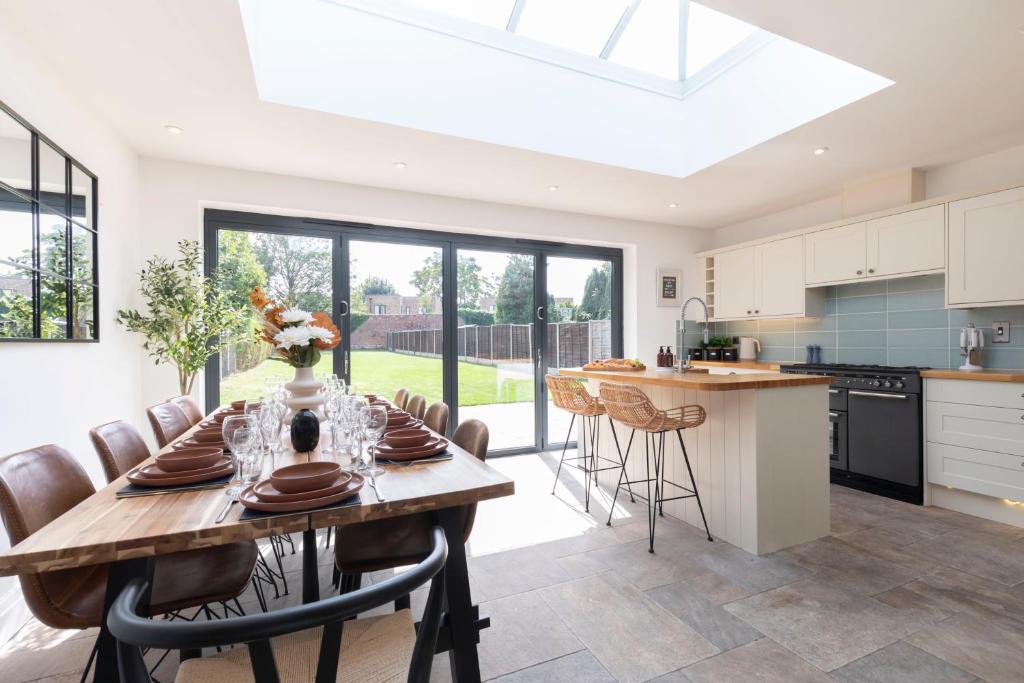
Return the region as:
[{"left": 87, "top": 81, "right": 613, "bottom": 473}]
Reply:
[
  {"left": 88, "top": 419, "right": 151, "bottom": 483},
  {"left": 392, "top": 388, "right": 410, "bottom": 411},
  {"left": 333, "top": 420, "right": 488, "bottom": 604},
  {"left": 423, "top": 401, "right": 449, "bottom": 435},
  {"left": 108, "top": 527, "right": 449, "bottom": 683},
  {"left": 406, "top": 394, "right": 427, "bottom": 420},
  {"left": 168, "top": 395, "right": 204, "bottom": 426},
  {"left": 0, "top": 445, "right": 261, "bottom": 676},
  {"left": 146, "top": 401, "right": 192, "bottom": 448}
]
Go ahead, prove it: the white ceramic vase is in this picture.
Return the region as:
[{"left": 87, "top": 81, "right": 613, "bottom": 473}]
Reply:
[{"left": 285, "top": 366, "right": 324, "bottom": 420}]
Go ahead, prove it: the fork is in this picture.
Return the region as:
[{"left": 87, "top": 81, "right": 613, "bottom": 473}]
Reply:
[{"left": 368, "top": 475, "right": 386, "bottom": 502}]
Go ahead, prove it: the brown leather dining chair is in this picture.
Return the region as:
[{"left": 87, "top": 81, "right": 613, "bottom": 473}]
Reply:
[
  {"left": 423, "top": 401, "right": 449, "bottom": 435},
  {"left": 0, "top": 444, "right": 260, "bottom": 672},
  {"left": 146, "top": 401, "right": 192, "bottom": 447},
  {"left": 405, "top": 394, "right": 427, "bottom": 420},
  {"left": 333, "top": 419, "right": 489, "bottom": 598},
  {"left": 89, "top": 420, "right": 151, "bottom": 483},
  {"left": 168, "top": 395, "right": 204, "bottom": 426},
  {"left": 392, "top": 388, "right": 410, "bottom": 411}
]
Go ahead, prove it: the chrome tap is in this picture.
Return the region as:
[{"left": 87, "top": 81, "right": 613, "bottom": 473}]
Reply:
[{"left": 678, "top": 297, "right": 710, "bottom": 372}]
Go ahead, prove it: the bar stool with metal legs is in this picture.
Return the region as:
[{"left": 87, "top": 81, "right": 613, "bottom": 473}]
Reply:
[
  {"left": 599, "top": 381, "right": 712, "bottom": 553},
  {"left": 545, "top": 375, "right": 633, "bottom": 513}
]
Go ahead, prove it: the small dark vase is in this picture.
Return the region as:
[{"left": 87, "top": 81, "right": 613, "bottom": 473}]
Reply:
[{"left": 290, "top": 409, "right": 320, "bottom": 453}]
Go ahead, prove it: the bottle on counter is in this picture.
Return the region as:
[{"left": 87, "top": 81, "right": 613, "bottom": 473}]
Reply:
[
  {"left": 657, "top": 346, "right": 665, "bottom": 367},
  {"left": 666, "top": 346, "right": 674, "bottom": 368}
]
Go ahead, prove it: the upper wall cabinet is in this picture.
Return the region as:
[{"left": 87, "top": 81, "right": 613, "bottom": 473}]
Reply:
[
  {"left": 948, "top": 187, "right": 1024, "bottom": 308},
  {"left": 804, "top": 205, "right": 944, "bottom": 286},
  {"left": 709, "top": 236, "right": 824, "bottom": 321}
]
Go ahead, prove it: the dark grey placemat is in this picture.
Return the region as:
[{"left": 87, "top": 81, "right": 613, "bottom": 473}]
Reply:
[
  {"left": 116, "top": 473, "right": 233, "bottom": 498},
  {"left": 377, "top": 451, "right": 453, "bottom": 466},
  {"left": 238, "top": 490, "right": 364, "bottom": 521}
]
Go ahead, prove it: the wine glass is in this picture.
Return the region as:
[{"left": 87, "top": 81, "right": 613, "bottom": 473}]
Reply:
[
  {"left": 258, "top": 402, "right": 283, "bottom": 468},
  {"left": 322, "top": 389, "right": 340, "bottom": 457},
  {"left": 360, "top": 404, "right": 387, "bottom": 477},
  {"left": 222, "top": 414, "right": 257, "bottom": 495}
]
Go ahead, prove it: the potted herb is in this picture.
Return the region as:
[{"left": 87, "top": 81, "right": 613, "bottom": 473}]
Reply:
[{"left": 704, "top": 335, "right": 733, "bottom": 361}]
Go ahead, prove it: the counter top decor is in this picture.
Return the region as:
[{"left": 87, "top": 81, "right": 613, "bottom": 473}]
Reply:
[{"left": 561, "top": 367, "right": 830, "bottom": 391}]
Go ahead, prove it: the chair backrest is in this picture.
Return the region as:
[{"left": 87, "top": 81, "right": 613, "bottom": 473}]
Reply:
[
  {"left": 598, "top": 381, "right": 661, "bottom": 431},
  {"left": 109, "top": 527, "right": 450, "bottom": 683},
  {"left": 406, "top": 394, "right": 427, "bottom": 420},
  {"left": 452, "top": 419, "right": 489, "bottom": 541},
  {"left": 89, "top": 420, "right": 151, "bottom": 482},
  {"left": 0, "top": 445, "right": 100, "bottom": 629},
  {"left": 146, "top": 402, "right": 192, "bottom": 448},
  {"left": 392, "top": 388, "right": 409, "bottom": 411},
  {"left": 545, "top": 374, "right": 602, "bottom": 416},
  {"left": 168, "top": 395, "right": 204, "bottom": 426},
  {"left": 423, "top": 401, "right": 449, "bottom": 435}
]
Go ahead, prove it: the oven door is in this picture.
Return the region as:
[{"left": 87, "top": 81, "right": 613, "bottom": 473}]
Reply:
[
  {"left": 847, "top": 389, "right": 921, "bottom": 486},
  {"left": 828, "top": 409, "right": 848, "bottom": 471}
]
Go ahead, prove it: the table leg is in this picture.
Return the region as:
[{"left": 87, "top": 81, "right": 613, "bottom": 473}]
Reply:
[
  {"left": 302, "top": 528, "right": 320, "bottom": 604},
  {"left": 438, "top": 507, "right": 481, "bottom": 683},
  {"left": 94, "top": 556, "right": 155, "bottom": 682}
]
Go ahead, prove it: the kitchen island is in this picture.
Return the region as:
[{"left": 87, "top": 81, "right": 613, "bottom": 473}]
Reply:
[{"left": 561, "top": 367, "right": 832, "bottom": 555}]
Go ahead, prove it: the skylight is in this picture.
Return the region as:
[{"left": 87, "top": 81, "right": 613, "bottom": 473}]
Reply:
[{"left": 397, "top": 0, "right": 763, "bottom": 84}]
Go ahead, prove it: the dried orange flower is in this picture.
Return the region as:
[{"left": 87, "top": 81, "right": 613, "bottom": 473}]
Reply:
[
  {"left": 248, "top": 286, "right": 272, "bottom": 311},
  {"left": 310, "top": 311, "right": 340, "bottom": 349}
]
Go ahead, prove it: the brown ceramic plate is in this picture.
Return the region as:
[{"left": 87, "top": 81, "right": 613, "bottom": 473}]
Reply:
[
  {"left": 127, "top": 462, "right": 233, "bottom": 487},
  {"left": 383, "top": 428, "right": 434, "bottom": 449},
  {"left": 173, "top": 437, "right": 225, "bottom": 450},
  {"left": 383, "top": 418, "right": 423, "bottom": 432},
  {"left": 374, "top": 436, "right": 447, "bottom": 455},
  {"left": 198, "top": 419, "right": 220, "bottom": 430},
  {"left": 155, "top": 447, "right": 223, "bottom": 472},
  {"left": 252, "top": 472, "right": 354, "bottom": 502},
  {"left": 213, "top": 409, "right": 245, "bottom": 423},
  {"left": 231, "top": 399, "right": 263, "bottom": 410},
  {"left": 270, "top": 461, "right": 342, "bottom": 493},
  {"left": 240, "top": 474, "right": 365, "bottom": 512},
  {"left": 133, "top": 456, "right": 231, "bottom": 479},
  {"left": 374, "top": 442, "right": 448, "bottom": 462},
  {"left": 191, "top": 427, "right": 225, "bottom": 443}
]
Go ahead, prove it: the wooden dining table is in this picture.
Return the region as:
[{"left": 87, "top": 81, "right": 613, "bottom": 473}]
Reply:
[{"left": 0, "top": 409, "right": 514, "bottom": 682}]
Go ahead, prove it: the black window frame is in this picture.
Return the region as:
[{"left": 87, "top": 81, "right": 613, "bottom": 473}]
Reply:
[{"left": 0, "top": 98, "right": 99, "bottom": 343}]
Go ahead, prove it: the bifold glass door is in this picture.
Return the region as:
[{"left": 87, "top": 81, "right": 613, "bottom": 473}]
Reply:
[{"left": 206, "top": 212, "right": 621, "bottom": 454}]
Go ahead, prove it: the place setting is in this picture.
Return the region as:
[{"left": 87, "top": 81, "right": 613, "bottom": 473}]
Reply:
[
  {"left": 116, "top": 446, "right": 234, "bottom": 497},
  {"left": 237, "top": 462, "right": 365, "bottom": 519},
  {"left": 374, "top": 425, "right": 452, "bottom": 466}
]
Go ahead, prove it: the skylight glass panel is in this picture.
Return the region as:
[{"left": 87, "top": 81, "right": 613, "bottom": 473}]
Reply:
[
  {"left": 608, "top": 0, "right": 680, "bottom": 80},
  {"left": 685, "top": 1, "right": 758, "bottom": 77},
  {"left": 402, "top": 0, "right": 515, "bottom": 30},
  {"left": 515, "top": 0, "right": 630, "bottom": 56}
]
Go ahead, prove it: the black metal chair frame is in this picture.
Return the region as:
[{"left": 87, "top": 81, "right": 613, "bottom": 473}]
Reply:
[
  {"left": 606, "top": 426, "right": 713, "bottom": 553},
  {"left": 107, "top": 527, "right": 449, "bottom": 683},
  {"left": 551, "top": 413, "right": 634, "bottom": 513}
]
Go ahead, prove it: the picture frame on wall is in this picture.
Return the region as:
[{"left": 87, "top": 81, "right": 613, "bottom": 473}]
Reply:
[{"left": 657, "top": 267, "right": 681, "bottom": 307}]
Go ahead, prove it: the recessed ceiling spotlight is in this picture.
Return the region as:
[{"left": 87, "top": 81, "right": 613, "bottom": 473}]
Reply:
[
  {"left": 547, "top": 185, "right": 559, "bottom": 192},
  {"left": 813, "top": 146, "right": 829, "bottom": 156},
  {"left": 668, "top": 202, "right": 679, "bottom": 208},
  {"left": 393, "top": 161, "right": 407, "bottom": 169},
  {"left": 164, "top": 124, "right": 183, "bottom": 135}
]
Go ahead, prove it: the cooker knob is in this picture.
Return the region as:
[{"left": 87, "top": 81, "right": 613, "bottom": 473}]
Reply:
[
  {"left": 883, "top": 380, "right": 892, "bottom": 388},
  {"left": 872, "top": 380, "right": 881, "bottom": 387},
  {"left": 895, "top": 381, "right": 904, "bottom": 389}
]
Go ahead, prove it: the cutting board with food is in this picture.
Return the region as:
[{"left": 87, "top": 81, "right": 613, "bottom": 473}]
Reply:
[{"left": 582, "top": 358, "right": 647, "bottom": 371}]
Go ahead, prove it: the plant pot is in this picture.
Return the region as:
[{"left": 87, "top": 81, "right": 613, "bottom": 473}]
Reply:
[
  {"left": 721, "top": 347, "right": 739, "bottom": 362},
  {"left": 705, "top": 347, "right": 723, "bottom": 361},
  {"left": 285, "top": 366, "right": 324, "bottom": 420},
  {"left": 687, "top": 347, "right": 706, "bottom": 361}
]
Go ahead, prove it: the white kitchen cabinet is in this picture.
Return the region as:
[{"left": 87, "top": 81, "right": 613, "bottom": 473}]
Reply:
[
  {"left": 756, "top": 236, "right": 806, "bottom": 316},
  {"left": 925, "top": 378, "right": 1024, "bottom": 502},
  {"left": 948, "top": 186, "right": 1024, "bottom": 307},
  {"left": 804, "top": 222, "right": 866, "bottom": 285},
  {"left": 714, "top": 245, "right": 756, "bottom": 319},
  {"left": 866, "top": 205, "right": 945, "bottom": 277}
]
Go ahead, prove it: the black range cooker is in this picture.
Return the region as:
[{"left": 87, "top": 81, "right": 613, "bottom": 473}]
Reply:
[{"left": 780, "top": 363, "right": 926, "bottom": 504}]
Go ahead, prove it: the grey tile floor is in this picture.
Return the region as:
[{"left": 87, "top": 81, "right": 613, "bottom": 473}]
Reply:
[{"left": 3, "top": 450, "right": 1023, "bottom": 682}]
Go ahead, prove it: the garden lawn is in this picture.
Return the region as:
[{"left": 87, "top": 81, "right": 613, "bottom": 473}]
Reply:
[{"left": 219, "top": 350, "right": 534, "bottom": 407}]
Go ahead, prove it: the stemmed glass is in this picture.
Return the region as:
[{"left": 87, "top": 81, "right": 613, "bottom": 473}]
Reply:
[
  {"left": 322, "top": 385, "right": 341, "bottom": 458},
  {"left": 222, "top": 414, "right": 257, "bottom": 496},
  {"left": 258, "top": 399, "right": 285, "bottom": 469},
  {"left": 360, "top": 404, "right": 387, "bottom": 477}
]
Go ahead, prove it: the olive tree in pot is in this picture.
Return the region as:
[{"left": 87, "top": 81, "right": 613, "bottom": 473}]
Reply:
[{"left": 117, "top": 240, "right": 247, "bottom": 395}]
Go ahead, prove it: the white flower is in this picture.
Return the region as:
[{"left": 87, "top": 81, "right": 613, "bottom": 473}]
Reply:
[
  {"left": 274, "top": 325, "right": 314, "bottom": 349},
  {"left": 306, "top": 325, "right": 335, "bottom": 344},
  {"left": 280, "top": 308, "right": 313, "bottom": 326}
]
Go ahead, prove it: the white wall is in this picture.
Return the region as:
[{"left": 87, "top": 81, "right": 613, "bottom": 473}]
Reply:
[
  {"left": 712, "top": 144, "right": 1024, "bottom": 248},
  {"left": 0, "top": 20, "right": 142, "bottom": 643},
  {"left": 138, "top": 157, "right": 711, "bottom": 409}
]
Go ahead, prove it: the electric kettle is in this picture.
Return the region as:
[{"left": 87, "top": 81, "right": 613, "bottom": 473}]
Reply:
[{"left": 739, "top": 337, "right": 760, "bottom": 361}]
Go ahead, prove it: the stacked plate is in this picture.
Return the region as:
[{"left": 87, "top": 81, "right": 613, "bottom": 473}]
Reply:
[
  {"left": 173, "top": 425, "right": 226, "bottom": 450},
  {"left": 127, "top": 447, "right": 232, "bottom": 487},
  {"left": 384, "top": 409, "right": 422, "bottom": 432},
  {"left": 375, "top": 427, "right": 448, "bottom": 461},
  {"left": 240, "top": 462, "right": 364, "bottom": 512}
]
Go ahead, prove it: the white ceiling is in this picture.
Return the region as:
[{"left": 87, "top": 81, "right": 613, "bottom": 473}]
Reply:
[{"left": 4, "top": 0, "right": 1024, "bottom": 229}]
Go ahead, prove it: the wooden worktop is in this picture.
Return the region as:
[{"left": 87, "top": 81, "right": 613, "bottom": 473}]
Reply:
[
  {"left": 692, "top": 360, "right": 783, "bottom": 371},
  {"left": 561, "top": 367, "right": 830, "bottom": 391},
  {"left": 921, "top": 368, "right": 1024, "bottom": 382}
]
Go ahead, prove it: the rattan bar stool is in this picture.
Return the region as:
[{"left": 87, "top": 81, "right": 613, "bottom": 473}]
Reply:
[
  {"left": 546, "top": 375, "right": 634, "bottom": 513},
  {"left": 599, "top": 381, "right": 713, "bottom": 553}
]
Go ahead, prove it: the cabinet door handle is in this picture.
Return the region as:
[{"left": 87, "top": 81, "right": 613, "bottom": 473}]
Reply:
[
  {"left": 856, "top": 270, "right": 863, "bottom": 275},
  {"left": 746, "top": 310, "right": 752, "bottom": 315},
  {"left": 868, "top": 268, "right": 875, "bottom": 274},
  {"left": 754, "top": 309, "right": 760, "bottom": 314}
]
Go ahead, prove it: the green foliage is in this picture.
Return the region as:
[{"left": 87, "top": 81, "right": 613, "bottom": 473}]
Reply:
[
  {"left": 411, "top": 253, "right": 492, "bottom": 309},
  {"left": 218, "top": 231, "right": 267, "bottom": 313},
  {"left": 0, "top": 288, "right": 37, "bottom": 337},
  {"left": 360, "top": 276, "right": 397, "bottom": 296},
  {"left": 577, "top": 263, "right": 611, "bottom": 321},
  {"left": 117, "top": 240, "right": 247, "bottom": 394},
  {"left": 495, "top": 254, "right": 534, "bottom": 324},
  {"left": 707, "top": 335, "right": 734, "bottom": 348},
  {"left": 254, "top": 234, "right": 331, "bottom": 312},
  {"left": 458, "top": 308, "right": 494, "bottom": 326}
]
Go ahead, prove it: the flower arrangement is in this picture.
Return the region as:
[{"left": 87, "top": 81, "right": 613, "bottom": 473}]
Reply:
[{"left": 249, "top": 286, "right": 340, "bottom": 368}]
